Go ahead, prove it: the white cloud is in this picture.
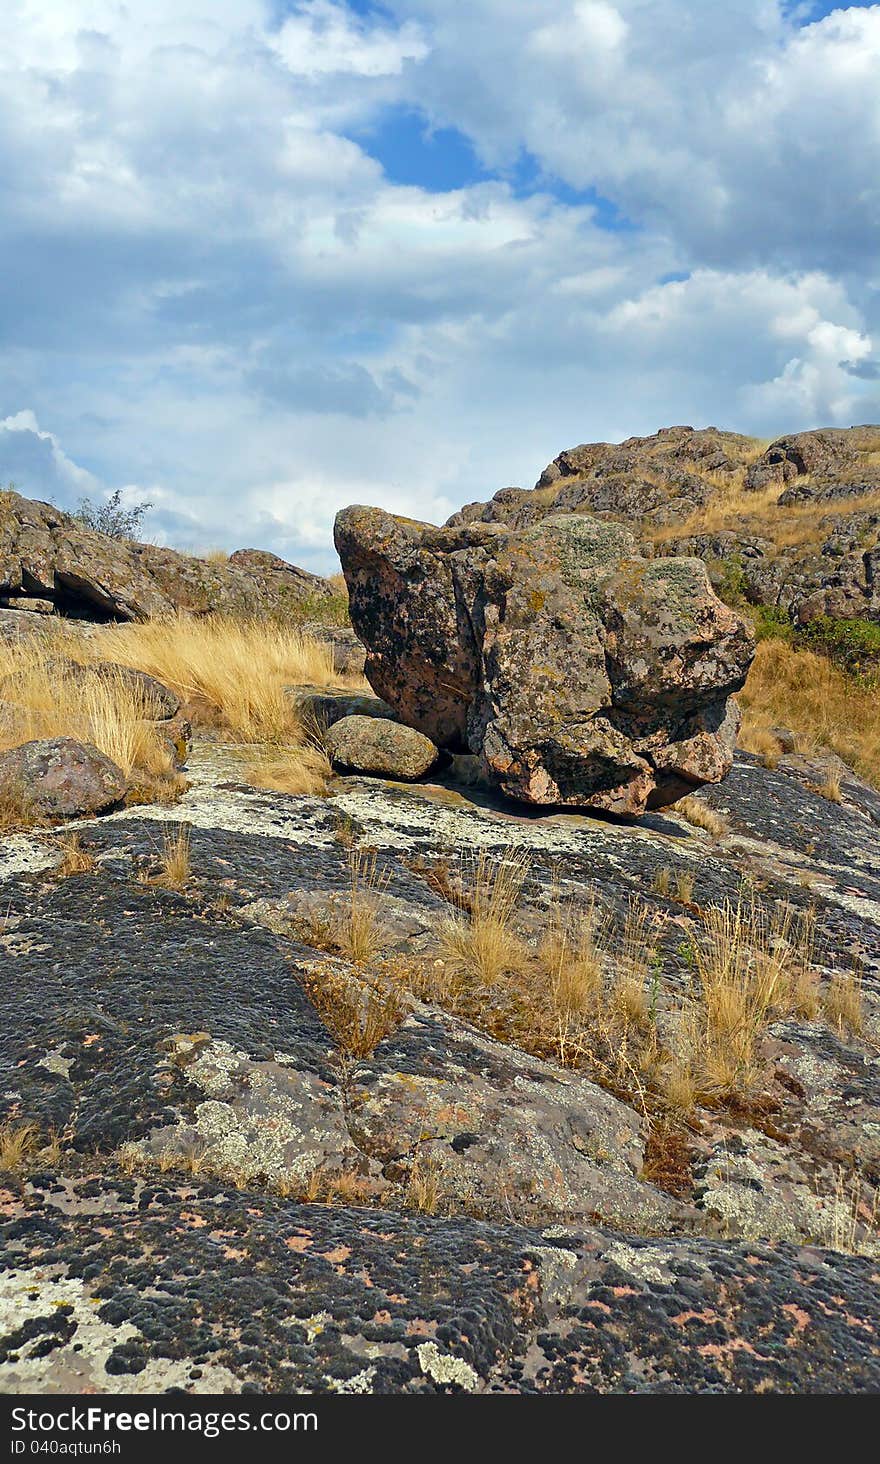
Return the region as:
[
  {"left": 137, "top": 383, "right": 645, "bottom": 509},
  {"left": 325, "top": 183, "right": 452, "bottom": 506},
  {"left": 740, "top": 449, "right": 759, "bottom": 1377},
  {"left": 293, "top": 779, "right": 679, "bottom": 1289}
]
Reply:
[
  {"left": 0, "top": 3, "right": 878, "bottom": 571},
  {"left": 272, "top": 1, "right": 428, "bottom": 77}
]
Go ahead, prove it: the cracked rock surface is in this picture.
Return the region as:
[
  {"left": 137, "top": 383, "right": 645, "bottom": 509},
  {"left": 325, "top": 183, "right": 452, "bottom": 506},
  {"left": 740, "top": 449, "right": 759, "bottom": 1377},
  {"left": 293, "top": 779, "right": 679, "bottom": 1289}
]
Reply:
[{"left": 1, "top": 734, "right": 878, "bottom": 1393}]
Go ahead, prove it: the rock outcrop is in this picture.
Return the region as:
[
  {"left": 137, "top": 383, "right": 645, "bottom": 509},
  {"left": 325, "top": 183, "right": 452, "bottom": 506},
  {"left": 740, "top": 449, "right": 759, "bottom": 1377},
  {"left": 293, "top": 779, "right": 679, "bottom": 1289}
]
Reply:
[
  {"left": 336, "top": 506, "right": 753, "bottom": 813},
  {"left": 0, "top": 490, "right": 333, "bottom": 621}
]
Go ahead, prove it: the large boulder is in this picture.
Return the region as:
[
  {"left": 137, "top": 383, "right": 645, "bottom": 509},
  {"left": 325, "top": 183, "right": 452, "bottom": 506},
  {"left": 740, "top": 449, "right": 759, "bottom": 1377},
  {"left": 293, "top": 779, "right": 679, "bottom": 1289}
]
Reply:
[
  {"left": 0, "top": 737, "right": 126, "bottom": 820},
  {"left": 0, "top": 491, "right": 334, "bottom": 622},
  {"left": 335, "top": 507, "right": 754, "bottom": 814}
]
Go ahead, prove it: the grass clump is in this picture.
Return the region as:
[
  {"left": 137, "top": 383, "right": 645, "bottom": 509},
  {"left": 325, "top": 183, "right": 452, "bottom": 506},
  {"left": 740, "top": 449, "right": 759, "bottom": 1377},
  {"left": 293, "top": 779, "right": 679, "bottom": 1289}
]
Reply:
[
  {"left": 673, "top": 795, "right": 729, "bottom": 838},
  {"left": 54, "top": 833, "right": 96, "bottom": 876},
  {"left": 437, "top": 849, "right": 530, "bottom": 992},
  {"left": 0, "top": 1122, "right": 62, "bottom": 1172},
  {"left": 142, "top": 823, "right": 192, "bottom": 891},
  {"left": 738, "top": 638, "right": 880, "bottom": 786},
  {"left": 681, "top": 894, "right": 820, "bottom": 1100}
]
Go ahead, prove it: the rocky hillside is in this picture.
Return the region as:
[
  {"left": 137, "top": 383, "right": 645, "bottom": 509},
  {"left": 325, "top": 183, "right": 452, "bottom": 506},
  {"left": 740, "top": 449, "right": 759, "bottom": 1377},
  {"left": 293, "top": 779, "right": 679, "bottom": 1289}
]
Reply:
[
  {"left": 450, "top": 425, "right": 880, "bottom": 629},
  {"left": 0, "top": 446, "right": 878, "bottom": 1395}
]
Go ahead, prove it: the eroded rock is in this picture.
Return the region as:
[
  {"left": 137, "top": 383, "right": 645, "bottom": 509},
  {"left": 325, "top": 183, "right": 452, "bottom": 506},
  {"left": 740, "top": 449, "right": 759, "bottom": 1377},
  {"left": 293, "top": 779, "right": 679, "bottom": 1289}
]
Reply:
[
  {"left": 336, "top": 506, "right": 753, "bottom": 814},
  {"left": 0, "top": 490, "right": 334, "bottom": 621}
]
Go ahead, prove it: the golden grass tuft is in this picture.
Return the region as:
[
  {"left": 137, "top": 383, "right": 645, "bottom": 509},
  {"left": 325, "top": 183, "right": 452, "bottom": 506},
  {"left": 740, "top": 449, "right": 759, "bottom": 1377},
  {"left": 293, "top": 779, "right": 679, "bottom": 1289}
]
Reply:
[
  {"left": 821, "top": 969, "right": 863, "bottom": 1037},
  {"left": 437, "top": 849, "right": 530, "bottom": 991},
  {"left": 54, "top": 833, "right": 96, "bottom": 876},
  {"left": 685, "top": 894, "right": 819, "bottom": 1099},
  {"left": 96, "top": 614, "right": 340, "bottom": 743},
  {"left": 143, "top": 823, "right": 192, "bottom": 891},
  {"left": 404, "top": 1150, "right": 443, "bottom": 1215},
  {"left": 245, "top": 743, "right": 331, "bottom": 797},
  {"left": 673, "top": 795, "right": 729, "bottom": 838},
  {"left": 0, "top": 1122, "right": 62, "bottom": 1172},
  {"left": 738, "top": 638, "right": 880, "bottom": 786}
]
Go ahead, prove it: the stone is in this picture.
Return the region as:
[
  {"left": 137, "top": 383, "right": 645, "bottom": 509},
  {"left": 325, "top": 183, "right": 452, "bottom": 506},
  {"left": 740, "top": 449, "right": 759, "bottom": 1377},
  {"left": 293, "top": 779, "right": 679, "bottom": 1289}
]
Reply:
[
  {"left": 326, "top": 714, "right": 439, "bottom": 780},
  {"left": 335, "top": 506, "right": 753, "bottom": 814},
  {"left": 0, "top": 737, "right": 126, "bottom": 819},
  {"left": 1, "top": 595, "right": 54, "bottom": 614}
]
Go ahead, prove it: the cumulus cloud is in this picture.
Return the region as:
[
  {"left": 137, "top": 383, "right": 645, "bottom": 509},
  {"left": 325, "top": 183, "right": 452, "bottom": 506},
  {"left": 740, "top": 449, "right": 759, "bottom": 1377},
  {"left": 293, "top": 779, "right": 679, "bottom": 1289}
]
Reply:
[{"left": 0, "top": 2, "right": 877, "bottom": 570}]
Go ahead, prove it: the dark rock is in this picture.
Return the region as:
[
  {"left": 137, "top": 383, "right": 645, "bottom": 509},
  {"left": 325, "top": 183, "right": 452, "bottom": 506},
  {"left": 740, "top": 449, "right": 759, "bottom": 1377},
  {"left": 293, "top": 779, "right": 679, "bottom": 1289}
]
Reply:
[{"left": 286, "top": 685, "right": 394, "bottom": 730}]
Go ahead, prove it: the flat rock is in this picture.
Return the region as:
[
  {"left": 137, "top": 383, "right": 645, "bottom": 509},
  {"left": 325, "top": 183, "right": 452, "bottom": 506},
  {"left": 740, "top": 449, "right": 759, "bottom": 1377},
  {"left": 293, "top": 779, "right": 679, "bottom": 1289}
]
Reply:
[{"left": 1, "top": 1176, "right": 877, "bottom": 1393}]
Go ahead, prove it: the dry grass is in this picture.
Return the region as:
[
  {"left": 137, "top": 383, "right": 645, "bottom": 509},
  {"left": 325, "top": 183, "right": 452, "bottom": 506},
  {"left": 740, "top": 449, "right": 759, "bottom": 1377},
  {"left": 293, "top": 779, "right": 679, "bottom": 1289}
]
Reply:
[
  {"left": 738, "top": 639, "right": 880, "bottom": 786},
  {"left": 821, "top": 969, "right": 863, "bottom": 1037},
  {"left": 673, "top": 795, "right": 729, "bottom": 838},
  {"left": 245, "top": 743, "right": 331, "bottom": 797},
  {"left": 0, "top": 777, "right": 42, "bottom": 833},
  {"left": 674, "top": 870, "right": 696, "bottom": 904},
  {"left": 682, "top": 894, "right": 819, "bottom": 1099},
  {"left": 0, "top": 1122, "right": 62, "bottom": 1171},
  {"left": 437, "top": 849, "right": 530, "bottom": 991},
  {"left": 649, "top": 479, "right": 880, "bottom": 553},
  {"left": 143, "top": 823, "right": 192, "bottom": 891},
  {"left": 824, "top": 1169, "right": 879, "bottom": 1255},
  {"left": 404, "top": 1149, "right": 443, "bottom": 1215},
  {"left": 54, "top": 833, "right": 96, "bottom": 876},
  {"left": 96, "top": 614, "right": 339, "bottom": 743},
  {"left": 0, "top": 640, "right": 175, "bottom": 782},
  {"left": 815, "top": 772, "right": 843, "bottom": 803},
  {"left": 292, "top": 849, "right": 391, "bottom": 973}
]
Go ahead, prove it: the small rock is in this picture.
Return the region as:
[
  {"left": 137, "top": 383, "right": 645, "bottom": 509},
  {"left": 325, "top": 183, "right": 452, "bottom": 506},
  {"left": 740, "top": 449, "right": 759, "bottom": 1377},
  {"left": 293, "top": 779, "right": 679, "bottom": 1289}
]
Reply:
[
  {"left": 326, "top": 715, "right": 438, "bottom": 780},
  {"left": 0, "top": 737, "right": 127, "bottom": 820}
]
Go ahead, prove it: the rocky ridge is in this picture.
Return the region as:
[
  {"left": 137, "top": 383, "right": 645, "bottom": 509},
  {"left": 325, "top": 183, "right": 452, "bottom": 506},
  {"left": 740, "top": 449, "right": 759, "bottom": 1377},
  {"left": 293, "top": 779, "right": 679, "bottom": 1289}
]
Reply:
[{"left": 0, "top": 490, "right": 333, "bottom": 622}]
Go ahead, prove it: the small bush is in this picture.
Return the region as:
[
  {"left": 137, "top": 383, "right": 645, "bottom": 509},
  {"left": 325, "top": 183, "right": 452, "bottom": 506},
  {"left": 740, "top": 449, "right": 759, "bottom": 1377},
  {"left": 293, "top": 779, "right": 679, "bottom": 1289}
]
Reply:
[{"left": 73, "top": 489, "right": 152, "bottom": 540}]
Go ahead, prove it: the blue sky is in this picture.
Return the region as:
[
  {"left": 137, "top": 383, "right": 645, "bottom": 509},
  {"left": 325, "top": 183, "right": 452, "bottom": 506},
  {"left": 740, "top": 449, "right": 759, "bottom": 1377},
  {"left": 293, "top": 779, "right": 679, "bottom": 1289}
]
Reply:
[{"left": 1, "top": 1, "right": 879, "bottom": 570}]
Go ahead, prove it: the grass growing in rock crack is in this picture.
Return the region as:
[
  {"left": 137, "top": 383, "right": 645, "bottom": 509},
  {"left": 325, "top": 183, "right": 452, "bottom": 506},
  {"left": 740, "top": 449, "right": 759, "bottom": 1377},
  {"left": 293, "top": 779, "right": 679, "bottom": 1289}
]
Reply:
[
  {"left": 673, "top": 894, "right": 821, "bottom": 1101},
  {"left": 436, "top": 849, "right": 531, "bottom": 991},
  {"left": 142, "top": 823, "right": 192, "bottom": 891},
  {"left": 672, "top": 796, "right": 730, "bottom": 839},
  {"left": 0, "top": 1122, "right": 62, "bottom": 1172},
  {"left": 821, "top": 968, "right": 864, "bottom": 1036},
  {"left": 54, "top": 833, "right": 96, "bottom": 876}
]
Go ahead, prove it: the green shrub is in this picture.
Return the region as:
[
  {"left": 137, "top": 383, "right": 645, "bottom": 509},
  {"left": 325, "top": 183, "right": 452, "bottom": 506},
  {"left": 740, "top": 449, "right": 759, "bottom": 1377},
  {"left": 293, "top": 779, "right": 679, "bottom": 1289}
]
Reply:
[{"left": 799, "top": 615, "right": 880, "bottom": 678}]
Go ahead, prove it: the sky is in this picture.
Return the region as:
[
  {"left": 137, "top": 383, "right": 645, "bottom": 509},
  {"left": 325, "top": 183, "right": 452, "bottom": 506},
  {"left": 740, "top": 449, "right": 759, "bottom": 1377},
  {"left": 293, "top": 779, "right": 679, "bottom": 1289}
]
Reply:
[{"left": 0, "top": 2, "right": 878, "bottom": 571}]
